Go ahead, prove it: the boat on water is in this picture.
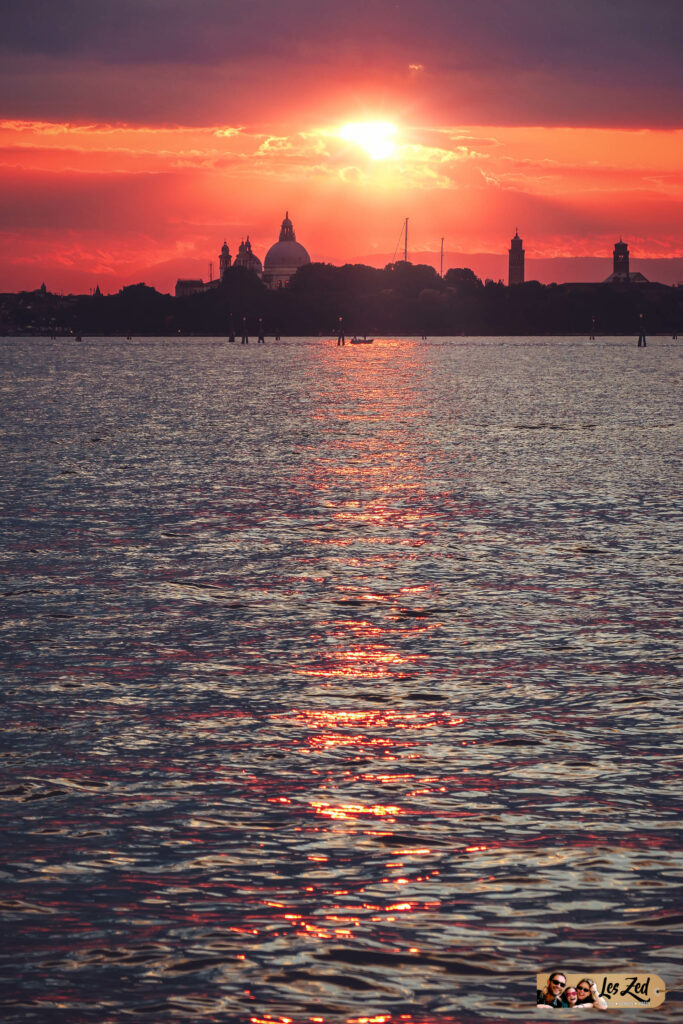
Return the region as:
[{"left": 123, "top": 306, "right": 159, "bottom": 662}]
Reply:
[{"left": 350, "top": 336, "right": 374, "bottom": 345}]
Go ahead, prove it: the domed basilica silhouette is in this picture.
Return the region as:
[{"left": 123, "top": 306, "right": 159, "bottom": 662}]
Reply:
[{"left": 175, "top": 212, "right": 310, "bottom": 297}]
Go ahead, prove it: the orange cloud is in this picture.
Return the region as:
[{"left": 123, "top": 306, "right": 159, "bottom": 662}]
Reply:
[{"left": 0, "top": 119, "right": 681, "bottom": 292}]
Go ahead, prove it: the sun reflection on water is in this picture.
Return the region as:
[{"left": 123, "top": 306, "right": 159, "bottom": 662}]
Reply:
[
  {"left": 2, "top": 337, "right": 680, "bottom": 1022},
  {"left": 310, "top": 801, "right": 406, "bottom": 820}
]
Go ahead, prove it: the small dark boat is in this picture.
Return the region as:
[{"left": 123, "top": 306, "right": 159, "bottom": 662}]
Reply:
[{"left": 350, "top": 336, "right": 374, "bottom": 345}]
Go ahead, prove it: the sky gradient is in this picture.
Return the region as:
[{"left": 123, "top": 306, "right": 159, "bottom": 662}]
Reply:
[{"left": 2, "top": 0, "right": 682, "bottom": 292}]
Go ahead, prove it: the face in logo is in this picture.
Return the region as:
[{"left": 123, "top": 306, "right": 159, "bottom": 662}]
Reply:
[{"left": 547, "top": 974, "right": 566, "bottom": 1003}]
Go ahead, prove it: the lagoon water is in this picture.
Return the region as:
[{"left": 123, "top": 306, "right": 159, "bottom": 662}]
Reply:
[{"left": 1, "top": 336, "right": 681, "bottom": 1023}]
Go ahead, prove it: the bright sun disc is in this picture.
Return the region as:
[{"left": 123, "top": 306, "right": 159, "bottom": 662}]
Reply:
[{"left": 338, "top": 121, "right": 397, "bottom": 160}]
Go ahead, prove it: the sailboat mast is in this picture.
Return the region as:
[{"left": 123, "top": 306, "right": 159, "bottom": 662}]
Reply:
[
  {"left": 404, "top": 218, "right": 409, "bottom": 262},
  {"left": 440, "top": 237, "right": 444, "bottom": 277}
]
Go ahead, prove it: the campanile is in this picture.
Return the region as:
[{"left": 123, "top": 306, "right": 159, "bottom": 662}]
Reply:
[{"left": 508, "top": 229, "right": 525, "bottom": 285}]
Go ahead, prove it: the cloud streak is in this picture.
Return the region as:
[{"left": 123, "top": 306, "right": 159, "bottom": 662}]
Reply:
[{"left": 1, "top": 2, "right": 682, "bottom": 127}]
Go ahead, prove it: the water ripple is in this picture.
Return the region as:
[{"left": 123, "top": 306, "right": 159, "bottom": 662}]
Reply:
[{"left": 0, "top": 336, "right": 681, "bottom": 1022}]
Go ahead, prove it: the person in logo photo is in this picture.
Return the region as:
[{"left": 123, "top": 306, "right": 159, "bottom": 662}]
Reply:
[
  {"left": 563, "top": 987, "right": 579, "bottom": 1007},
  {"left": 575, "top": 978, "right": 608, "bottom": 1010},
  {"left": 537, "top": 971, "right": 567, "bottom": 1006}
]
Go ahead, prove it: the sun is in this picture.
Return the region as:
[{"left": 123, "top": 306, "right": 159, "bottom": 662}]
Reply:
[{"left": 338, "top": 121, "right": 398, "bottom": 161}]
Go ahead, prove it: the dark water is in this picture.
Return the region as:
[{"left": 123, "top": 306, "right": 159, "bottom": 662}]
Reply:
[{"left": 1, "top": 336, "right": 681, "bottom": 1023}]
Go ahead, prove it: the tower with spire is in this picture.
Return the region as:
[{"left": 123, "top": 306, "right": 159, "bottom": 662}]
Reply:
[
  {"left": 603, "top": 238, "right": 648, "bottom": 284},
  {"left": 279, "top": 211, "right": 296, "bottom": 242},
  {"left": 508, "top": 229, "right": 525, "bottom": 285},
  {"left": 219, "top": 241, "right": 231, "bottom": 280},
  {"left": 234, "top": 236, "right": 263, "bottom": 276},
  {"left": 613, "top": 239, "right": 629, "bottom": 277}
]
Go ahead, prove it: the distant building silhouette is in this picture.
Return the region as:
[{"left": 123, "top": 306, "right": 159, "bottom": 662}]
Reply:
[
  {"left": 614, "top": 238, "right": 629, "bottom": 276},
  {"left": 219, "top": 241, "right": 231, "bottom": 279},
  {"left": 234, "top": 237, "right": 263, "bottom": 276},
  {"left": 175, "top": 237, "right": 264, "bottom": 297},
  {"left": 508, "top": 229, "right": 525, "bottom": 285},
  {"left": 175, "top": 239, "right": 232, "bottom": 297},
  {"left": 263, "top": 212, "right": 311, "bottom": 289},
  {"left": 603, "top": 239, "right": 648, "bottom": 284},
  {"left": 174, "top": 277, "right": 209, "bottom": 298},
  {"left": 174, "top": 214, "right": 311, "bottom": 296}
]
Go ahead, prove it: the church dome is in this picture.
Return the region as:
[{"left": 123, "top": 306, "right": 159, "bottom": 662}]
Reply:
[
  {"left": 263, "top": 212, "right": 310, "bottom": 287},
  {"left": 264, "top": 240, "right": 310, "bottom": 270}
]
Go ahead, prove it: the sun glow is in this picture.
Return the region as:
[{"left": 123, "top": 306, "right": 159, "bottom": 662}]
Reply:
[{"left": 338, "top": 120, "right": 397, "bottom": 160}]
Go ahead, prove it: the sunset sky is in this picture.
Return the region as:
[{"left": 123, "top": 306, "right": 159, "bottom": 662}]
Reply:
[{"left": 2, "top": 0, "right": 682, "bottom": 293}]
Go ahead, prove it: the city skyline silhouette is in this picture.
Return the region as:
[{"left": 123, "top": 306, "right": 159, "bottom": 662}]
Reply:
[{"left": 0, "top": 1, "right": 681, "bottom": 293}]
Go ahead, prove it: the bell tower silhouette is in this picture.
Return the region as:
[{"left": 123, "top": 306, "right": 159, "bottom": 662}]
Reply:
[
  {"left": 219, "top": 241, "right": 231, "bottom": 280},
  {"left": 508, "top": 229, "right": 525, "bottom": 285},
  {"left": 613, "top": 239, "right": 629, "bottom": 277}
]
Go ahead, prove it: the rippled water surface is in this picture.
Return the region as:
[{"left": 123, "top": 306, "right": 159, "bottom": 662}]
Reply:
[{"left": 1, "top": 336, "right": 681, "bottom": 1023}]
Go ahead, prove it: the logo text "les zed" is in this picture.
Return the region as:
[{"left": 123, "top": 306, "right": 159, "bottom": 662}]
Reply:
[{"left": 600, "top": 976, "right": 651, "bottom": 1003}]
